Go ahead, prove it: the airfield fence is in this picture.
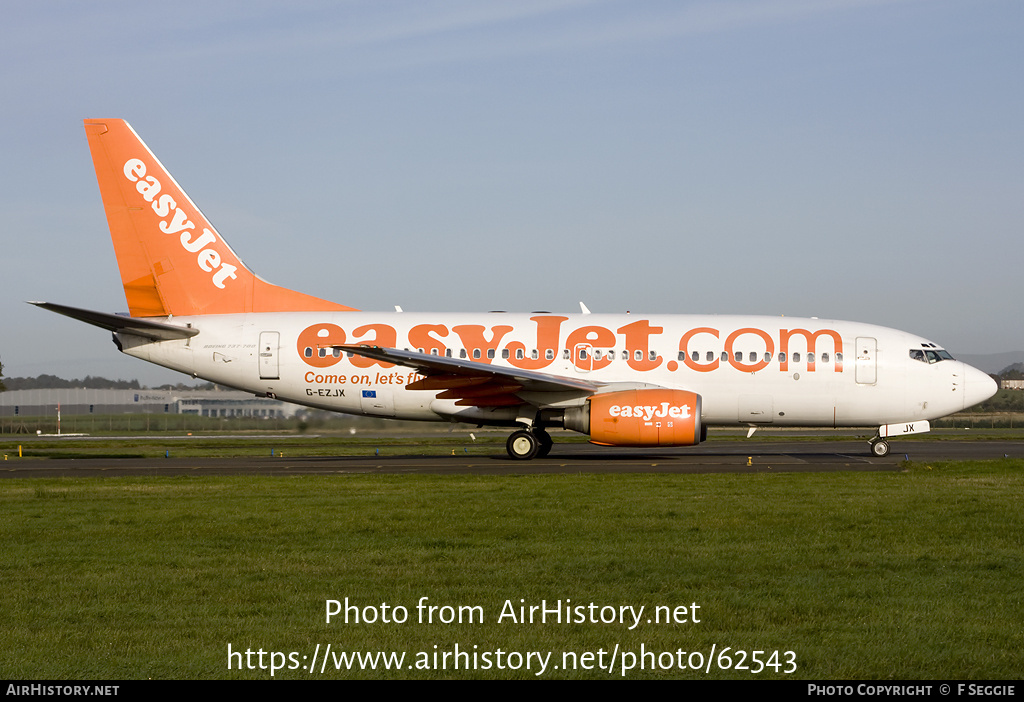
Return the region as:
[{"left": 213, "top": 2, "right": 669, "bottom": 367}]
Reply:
[
  {"left": 931, "top": 412, "right": 1024, "bottom": 430},
  {"left": 0, "top": 411, "right": 433, "bottom": 436}
]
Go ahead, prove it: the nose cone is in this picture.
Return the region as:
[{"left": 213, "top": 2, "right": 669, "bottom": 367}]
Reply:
[{"left": 962, "top": 362, "right": 998, "bottom": 410}]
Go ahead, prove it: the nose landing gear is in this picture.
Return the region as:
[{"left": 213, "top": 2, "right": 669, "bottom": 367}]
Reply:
[{"left": 869, "top": 437, "right": 890, "bottom": 457}]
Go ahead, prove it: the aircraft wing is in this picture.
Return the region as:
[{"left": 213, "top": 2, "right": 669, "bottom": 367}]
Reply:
[
  {"left": 334, "top": 344, "right": 602, "bottom": 407},
  {"left": 29, "top": 302, "right": 199, "bottom": 341}
]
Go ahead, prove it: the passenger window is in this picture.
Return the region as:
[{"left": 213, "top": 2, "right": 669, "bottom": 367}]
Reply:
[
  {"left": 460, "top": 349, "right": 467, "bottom": 359},
  {"left": 649, "top": 350, "right": 657, "bottom": 361},
  {"left": 764, "top": 352, "right": 771, "bottom": 363},
  {"left": 679, "top": 351, "right": 687, "bottom": 361},
  {"left": 691, "top": 351, "right": 699, "bottom": 362},
  {"left": 721, "top": 351, "right": 728, "bottom": 362},
  {"left": 503, "top": 349, "right": 511, "bottom": 360},
  {"left": 793, "top": 352, "right": 801, "bottom": 363},
  {"left": 707, "top": 351, "right": 714, "bottom": 362},
  {"left": 821, "top": 352, "right": 829, "bottom": 363},
  {"left": 304, "top": 347, "right": 312, "bottom": 358},
  {"left": 545, "top": 349, "right": 554, "bottom": 360},
  {"left": 807, "top": 352, "right": 814, "bottom": 364},
  {"left": 635, "top": 350, "right": 643, "bottom": 361},
  {"left": 445, "top": 349, "right": 452, "bottom": 358},
  {"left": 836, "top": 352, "right": 843, "bottom": 363},
  {"left": 563, "top": 349, "right": 570, "bottom": 360},
  {"left": 318, "top": 348, "right": 326, "bottom": 358},
  {"left": 473, "top": 349, "right": 481, "bottom": 359},
  {"left": 531, "top": 349, "right": 539, "bottom": 360},
  {"left": 487, "top": 349, "right": 495, "bottom": 359},
  {"left": 735, "top": 351, "right": 742, "bottom": 362},
  {"left": 749, "top": 351, "right": 757, "bottom": 363},
  {"left": 779, "top": 352, "right": 786, "bottom": 363},
  {"left": 594, "top": 349, "right": 602, "bottom": 361},
  {"left": 513, "top": 348, "right": 522, "bottom": 360}
]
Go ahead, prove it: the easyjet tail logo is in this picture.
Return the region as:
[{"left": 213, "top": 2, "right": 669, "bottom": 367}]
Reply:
[{"left": 122, "top": 159, "right": 238, "bottom": 289}]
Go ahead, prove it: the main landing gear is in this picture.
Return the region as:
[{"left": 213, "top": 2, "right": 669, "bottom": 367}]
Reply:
[{"left": 506, "top": 428, "right": 553, "bottom": 460}]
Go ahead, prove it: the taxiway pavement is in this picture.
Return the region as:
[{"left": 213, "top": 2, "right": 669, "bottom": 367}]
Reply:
[{"left": 1, "top": 440, "right": 1020, "bottom": 478}]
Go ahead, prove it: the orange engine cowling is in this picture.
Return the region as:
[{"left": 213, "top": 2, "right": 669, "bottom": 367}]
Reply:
[{"left": 564, "top": 389, "right": 703, "bottom": 447}]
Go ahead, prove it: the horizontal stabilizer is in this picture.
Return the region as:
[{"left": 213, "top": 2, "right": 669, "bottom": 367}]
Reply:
[{"left": 29, "top": 302, "right": 199, "bottom": 341}]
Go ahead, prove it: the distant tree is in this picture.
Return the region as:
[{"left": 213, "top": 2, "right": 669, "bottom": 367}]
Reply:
[
  {"left": 2, "top": 374, "right": 143, "bottom": 391},
  {"left": 0, "top": 359, "right": 6, "bottom": 392},
  {"left": 154, "top": 381, "right": 213, "bottom": 391}
]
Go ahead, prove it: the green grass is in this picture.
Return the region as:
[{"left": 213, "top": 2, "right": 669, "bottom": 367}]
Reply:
[{"left": 2, "top": 460, "right": 1022, "bottom": 679}]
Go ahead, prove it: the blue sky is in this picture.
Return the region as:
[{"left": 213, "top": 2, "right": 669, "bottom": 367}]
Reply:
[{"left": 2, "top": 0, "right": 1021, "bottom": 385}]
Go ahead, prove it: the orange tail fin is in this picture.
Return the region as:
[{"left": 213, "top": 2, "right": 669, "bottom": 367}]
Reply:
[{"left": 84, "top": 119, "right": 356, "bottom": 317}]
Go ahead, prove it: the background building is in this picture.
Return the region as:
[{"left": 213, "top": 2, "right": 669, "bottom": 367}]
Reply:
[{"left": 0, "top": 388, "right": 298, "bottom": 418}]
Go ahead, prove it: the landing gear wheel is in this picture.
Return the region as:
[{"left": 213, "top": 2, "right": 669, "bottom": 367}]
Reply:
[
  {"left": 870, "top": 439, "right": 890, "bottom": 457},
  {"left": 535, "top": 429, "right": 553, "bottom": 458},
  {"left": 507, "top": 430, "right": 539, "bottom": 460}
]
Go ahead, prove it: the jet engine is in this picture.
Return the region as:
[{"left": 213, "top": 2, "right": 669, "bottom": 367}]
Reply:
[{"left": 562, "top": 389, "right": 704, "bottom": 446}]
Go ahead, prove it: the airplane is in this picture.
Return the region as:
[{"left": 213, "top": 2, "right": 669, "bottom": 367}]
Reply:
[{"left": 32, "top": 119, "right": 998, "bottom": 460}]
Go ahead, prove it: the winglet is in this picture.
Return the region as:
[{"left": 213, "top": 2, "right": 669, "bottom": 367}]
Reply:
[{"left": 84, "top": 119, "right": 356, "bottom": 317}]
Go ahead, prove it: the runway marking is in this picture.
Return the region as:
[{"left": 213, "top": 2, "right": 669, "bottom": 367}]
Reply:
[{"left": 835, "top": 454, "right": 877, "bottom": 463}]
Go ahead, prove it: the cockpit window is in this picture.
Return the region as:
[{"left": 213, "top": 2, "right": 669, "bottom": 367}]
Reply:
[{"left": 910, "top": 348, "right": 955, "bottom": 364}]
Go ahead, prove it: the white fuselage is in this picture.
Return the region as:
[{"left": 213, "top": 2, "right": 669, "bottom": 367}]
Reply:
[{"left": 116, "top": 311, "right": 994, "bottom": 429}]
